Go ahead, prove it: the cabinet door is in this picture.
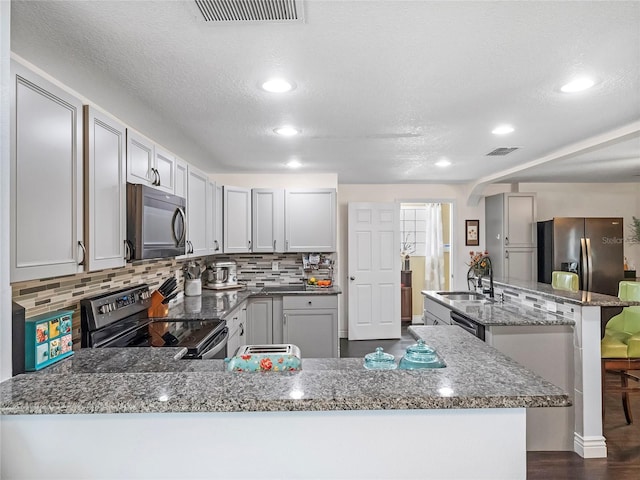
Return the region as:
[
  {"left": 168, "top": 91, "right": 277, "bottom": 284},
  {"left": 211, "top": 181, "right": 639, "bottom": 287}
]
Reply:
[
  {"left": 504, "top": 194, "right": 536, "bottom": 248},
  {"left": 154, "top": 146, "right": 175, "bottom": 194},
  {"left": 283, "top": 309, "right": 337, "bottom": 358},
  {"left": 224, "top": 186, "right": 252, "bottom": 253},
  {"left": 504, "top": 248, "right": 536, "bottom": 282},
  {"left": 285, "top": 189, "right": 336, "bottom": 252},
  {"left": 174, "top": 157, "right": 188, "bottom": 199},
  {"left": 84, "top": 106, "right": 126, "bottom": 271},
  {"left": 10, "top": 61, "right": 84, "bottom": 282},
  {"left": 247, "top": 298, "right": 273, "bottom": 345},
  {"left": 252, "top": 189, "right": 285, "bottom": 253},
  {"left": 126, "top": 129, "right": 154, "bottom": 186},
  {"left": 187, "top": 166, "right": 209, "bottom": 256},
  {"left": 212, "top": 184, "right": 223, "bottom": 254}
]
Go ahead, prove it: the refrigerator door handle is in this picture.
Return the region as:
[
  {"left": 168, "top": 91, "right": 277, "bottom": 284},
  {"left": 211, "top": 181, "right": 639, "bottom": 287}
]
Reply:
[
  {"left": 580, "top": 237, "right": 589, "bottom": 291},
  {"left": 585, "top": 237, "right": 594, "bottom": 293}
]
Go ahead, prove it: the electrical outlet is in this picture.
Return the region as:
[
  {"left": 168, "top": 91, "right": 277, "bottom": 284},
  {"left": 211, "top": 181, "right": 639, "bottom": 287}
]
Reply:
[{"left": 272, "top": 261, "right": 279, "bottom": 271}]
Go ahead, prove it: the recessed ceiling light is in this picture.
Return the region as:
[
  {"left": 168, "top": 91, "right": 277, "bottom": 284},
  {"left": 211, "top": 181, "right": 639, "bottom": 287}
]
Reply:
[
  {"left": 274, "top": 126, "right": 300, "bottom": 136},
  {"left": 286, "top": 160, "right": 301, "bottom": 169},
  {"left": 261, "top": 78, "right": 295, "bottom": 93},
  {"left": 492, "top": 125, "right": 515, "bottom": 135},
  {"left": 435, "top": 159, "right": 451, "bottom": 167},
  {"left": 561, "top": 77, "right": 595, "bottom": 93}
]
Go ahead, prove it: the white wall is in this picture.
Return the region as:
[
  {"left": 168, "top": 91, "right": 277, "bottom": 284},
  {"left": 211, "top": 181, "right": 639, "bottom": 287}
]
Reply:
[
  {"left": 210, "top": 173, "right": 338, "bottom": 189},
  {"left": 522, "top": 182, "right": 640, "bottom": 269}
]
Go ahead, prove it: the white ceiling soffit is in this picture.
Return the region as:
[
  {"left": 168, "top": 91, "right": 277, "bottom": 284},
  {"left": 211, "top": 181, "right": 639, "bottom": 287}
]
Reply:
[{"left": 194, "top": 0, "right": 304, "bottom": 23}]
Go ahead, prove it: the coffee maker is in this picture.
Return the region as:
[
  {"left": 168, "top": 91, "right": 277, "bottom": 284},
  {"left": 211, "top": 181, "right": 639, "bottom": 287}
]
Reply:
[{"left": 204, "top": 261, "right": 239, "bottom": 290}]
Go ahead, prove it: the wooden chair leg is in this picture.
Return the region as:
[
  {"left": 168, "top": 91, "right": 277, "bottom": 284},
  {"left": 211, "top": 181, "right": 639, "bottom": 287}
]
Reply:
[{"left": 621, "top": 373, "right": 633, "bottom": 424}]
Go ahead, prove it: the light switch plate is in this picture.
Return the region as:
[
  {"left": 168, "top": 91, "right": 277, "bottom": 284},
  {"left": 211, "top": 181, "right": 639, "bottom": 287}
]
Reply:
[{"left": 272, "top": 261, "right": 279, "bottom": 271}]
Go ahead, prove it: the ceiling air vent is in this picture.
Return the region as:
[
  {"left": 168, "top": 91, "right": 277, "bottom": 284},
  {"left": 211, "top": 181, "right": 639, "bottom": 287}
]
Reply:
[
  {"left": 194, "top": 0, "right": 304, "bottom": 23},
  {"left": 486, "top": 147, "right": 519, "bottom": 156}
]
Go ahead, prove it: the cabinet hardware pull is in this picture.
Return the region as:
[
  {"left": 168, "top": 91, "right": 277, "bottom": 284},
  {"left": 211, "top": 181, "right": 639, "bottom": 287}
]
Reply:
[
  {"left": 283, "top": 314, "right": 287, "bottom": 327},
  {"left": 248, "top": 240, "right": 251, "bottom": 250},
  {"left": 308, "top": 301, "right": 312, "bottom": 305},
  {"left": 505, "top": 236, "right": 509, "bottom": 246},
  {"left": 273, "top": 240, "right": 276, "bottom": 251},
  {"left": 505, "top": 250, "right": 509, "bottom": 259},
  {"left": 214, "top": 240, "right": 219, "bottom": 251},
  {"left": 78, "top": 241, "right": 87, "bottom": 266},
  {"left": 154, "top": 168, "right": 161, "bottom": 186},
  {"left": 350, "top": 276, "right": 356, "bottom": 281},
  {"left": 124, "top": 240, "right": 132, "bottom": 261},
  {"left": 239, "top": 323, "right": 244, "bottom": 336}
]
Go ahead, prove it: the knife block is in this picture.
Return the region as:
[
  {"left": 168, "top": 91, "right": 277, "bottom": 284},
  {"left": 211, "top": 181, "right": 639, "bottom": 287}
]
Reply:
[{"left": 147, "top": 291, "right": 169, "bottom": 318}]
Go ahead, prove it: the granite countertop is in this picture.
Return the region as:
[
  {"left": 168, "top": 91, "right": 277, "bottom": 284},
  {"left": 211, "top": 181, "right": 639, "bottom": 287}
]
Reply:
[
  {"left": 156, "top": 285, "right": 342, "bottom": 321},
  {"left": 422, "top": 290, "right": 574, "bottom": 327},
  {"left": 0, "top": 326, "right": 570, "bottom": 415},
  {"left": 491, "top": 278, "right": 639, "bottom": 307}
]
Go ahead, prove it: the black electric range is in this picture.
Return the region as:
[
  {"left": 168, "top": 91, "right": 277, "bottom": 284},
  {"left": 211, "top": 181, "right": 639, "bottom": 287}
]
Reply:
[{"left": 81, "top": 284, "right": 227, "bottom": 359}]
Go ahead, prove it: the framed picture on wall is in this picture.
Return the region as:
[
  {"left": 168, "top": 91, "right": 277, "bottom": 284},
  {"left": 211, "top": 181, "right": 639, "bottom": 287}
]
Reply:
[{"left": 465, "top": 220, "right": 479, "bottom": 246}]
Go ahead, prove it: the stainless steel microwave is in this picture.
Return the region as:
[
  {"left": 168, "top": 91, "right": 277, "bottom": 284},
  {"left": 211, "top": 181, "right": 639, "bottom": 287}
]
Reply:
[{"left": 126, "top": 183, "right": 186, "bottom": 260}]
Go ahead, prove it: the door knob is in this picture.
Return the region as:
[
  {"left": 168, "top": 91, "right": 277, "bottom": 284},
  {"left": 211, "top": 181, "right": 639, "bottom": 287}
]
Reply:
[{"left": 350, "top": 276, "right": 356, "bottom": 281}]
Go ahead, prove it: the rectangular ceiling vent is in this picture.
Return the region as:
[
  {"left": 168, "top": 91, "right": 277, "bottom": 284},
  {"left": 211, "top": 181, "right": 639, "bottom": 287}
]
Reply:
[
  {"left": 194, "top": 0, "right": 304, "bottom": 23},
  {"left": 486, "top": 147, "right": 519, "bottom": 156}
]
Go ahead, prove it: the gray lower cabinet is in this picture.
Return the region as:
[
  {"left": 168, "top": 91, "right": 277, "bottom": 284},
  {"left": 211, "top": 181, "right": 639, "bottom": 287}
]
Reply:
[
  {"left": 423, "top": 297, "right": 451, "bottom": 325},
  {"left": 283, "top": 295, "right": 338, "bottom": 358},
  {"left": 226, "top": 306, "right": 246, "bottom": 357},
  {"left": 247, "top": 297, "right": 273, "bottom": 345}
]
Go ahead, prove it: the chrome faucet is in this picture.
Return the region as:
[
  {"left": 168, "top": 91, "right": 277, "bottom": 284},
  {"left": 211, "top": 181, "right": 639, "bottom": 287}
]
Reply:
[{"left": 475, "top": 255, "right": 494, "bottom": 299}]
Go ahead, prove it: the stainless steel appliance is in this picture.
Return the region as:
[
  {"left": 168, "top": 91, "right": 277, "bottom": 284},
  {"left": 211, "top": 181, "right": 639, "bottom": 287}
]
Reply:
[
  {"left": 204, "top": 261, "right": 239, "bottom": 290},
  {"left": 450, "top": 311, "right": 485, "bottom": 341},
  {"left": 126, "top": 183, "right": 186, "bottom": 260},
  {"left": 537, "top": 217, "right": 624, "bottom": 296},
  {"left": 81, "top": 284, "right": 228, "bottom": 359}
]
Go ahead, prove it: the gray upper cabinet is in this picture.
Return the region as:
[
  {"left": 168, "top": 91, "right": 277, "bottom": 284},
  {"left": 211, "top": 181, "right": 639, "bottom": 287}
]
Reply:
[
  {"left": 212, "top": 184, "right": 223, "bottom": 254},
  {"left": 224, "top": 186, "right": 252, "bottom": 253},
  {"left": 126, "top": 129, "right": 176, "bottom": 194},
  {"left": 174, "top": 157, "right": 188, "bottom": 200},
  {"left": 252, "top": 188, "right": 285, "bottom": 253},
  {"left": 84, "top": 106, "right": 127, "bottom": 271},
  {"left": 153, "top": 146, "right": 176, "bottom": 194},
  {"left": 186, "top": 165, "right": 210, "bottom": 257},
  {"left": 126, "top": 129, "right": 154, "bottom": 187},
  {"left": 10, "top": 61, "right": 84, "bottom": 282},
  {"left": 485, "top": 192, "right": 537, "bottom": 281},
  {"left": 285, "top": 189, "right": 337, "bottom": 252}
]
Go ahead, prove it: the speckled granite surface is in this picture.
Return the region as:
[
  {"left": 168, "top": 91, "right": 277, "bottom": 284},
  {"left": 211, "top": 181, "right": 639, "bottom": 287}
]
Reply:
[
  {"left": 0, "top": 326, "right": 570, "bottom": 415},
  {"left": 422, "top": 291, "right": 575, "bottom": 326},
  {"left": 155, "top": 285, "right": 341, "bottom": 321},
  {"left": 491, "top": 278, "right": 639, "bottom": 307}
]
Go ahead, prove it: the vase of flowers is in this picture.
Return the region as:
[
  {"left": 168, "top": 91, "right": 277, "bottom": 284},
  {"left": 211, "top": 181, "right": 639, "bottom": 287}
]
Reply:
[{"left": 467, "top": 251, "right": 490, "bottom": 276}]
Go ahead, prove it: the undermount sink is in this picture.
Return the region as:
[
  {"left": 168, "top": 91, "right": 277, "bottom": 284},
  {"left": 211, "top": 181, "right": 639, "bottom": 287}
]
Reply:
[
  {"left": 436, "top": 291, "right": 487, "bottom": 301},
  {"left": 261, "top": 285, "right": 307, "bottom": 293}
]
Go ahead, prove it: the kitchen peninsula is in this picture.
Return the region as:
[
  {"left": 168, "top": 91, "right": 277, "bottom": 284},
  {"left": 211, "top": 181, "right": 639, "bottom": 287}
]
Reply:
[{"left": 1, "top": 326, "right": 568, "bottom": 480}]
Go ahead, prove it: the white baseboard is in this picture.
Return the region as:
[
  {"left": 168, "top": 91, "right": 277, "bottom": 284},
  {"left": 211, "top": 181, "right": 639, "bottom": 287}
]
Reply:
[{"left": 574, "top": 433, "right": 607, "bottom": 458}]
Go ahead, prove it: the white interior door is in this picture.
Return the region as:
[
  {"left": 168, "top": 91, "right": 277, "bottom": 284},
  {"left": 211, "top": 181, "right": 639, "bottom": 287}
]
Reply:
[{"left": 348, "top": 202, "right": 400, "bottom": 340}]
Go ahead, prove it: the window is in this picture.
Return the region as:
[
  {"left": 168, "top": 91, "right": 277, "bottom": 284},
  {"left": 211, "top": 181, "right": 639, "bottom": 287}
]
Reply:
[{"left": 400, "top": 205, "right": 426, "bottom": 256}]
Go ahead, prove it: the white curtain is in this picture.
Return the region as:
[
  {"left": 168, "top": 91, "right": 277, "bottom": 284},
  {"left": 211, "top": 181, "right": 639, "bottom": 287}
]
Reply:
[{"left": 424, "top": 203, "right": 445, "bottom": 290}]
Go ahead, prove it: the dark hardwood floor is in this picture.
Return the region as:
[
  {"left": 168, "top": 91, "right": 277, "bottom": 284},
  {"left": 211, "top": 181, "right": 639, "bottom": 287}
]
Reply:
[{"left": 340, "top": 328, "right": 640, "bottom": 479}]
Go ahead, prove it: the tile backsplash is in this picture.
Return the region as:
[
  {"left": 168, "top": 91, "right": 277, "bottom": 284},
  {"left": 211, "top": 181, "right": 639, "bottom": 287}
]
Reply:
[{"left": 12, "top": 252, "right": 333, "bottom": 349}]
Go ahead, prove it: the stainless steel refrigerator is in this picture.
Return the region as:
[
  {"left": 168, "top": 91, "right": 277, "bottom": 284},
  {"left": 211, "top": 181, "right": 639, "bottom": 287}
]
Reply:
[{"left": 537, "top": 217, "right": 624, "bottom": 296}]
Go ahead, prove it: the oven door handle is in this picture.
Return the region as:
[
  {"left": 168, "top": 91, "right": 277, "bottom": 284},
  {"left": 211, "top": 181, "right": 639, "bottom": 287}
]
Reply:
[
  {"left": 172, "top": 207, "right": 187, "bottom": 247},
  {"left": 199, "top": 328, "right": 229, "bottom": 359},
  {"left": 449, "top": 311, "right": 485, "bottom": 341}
]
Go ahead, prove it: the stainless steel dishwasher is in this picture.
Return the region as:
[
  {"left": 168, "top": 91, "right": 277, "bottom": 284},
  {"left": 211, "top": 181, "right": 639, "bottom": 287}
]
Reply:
[{"left": 450, "top": 310, "right": 485, "bottom": 341}]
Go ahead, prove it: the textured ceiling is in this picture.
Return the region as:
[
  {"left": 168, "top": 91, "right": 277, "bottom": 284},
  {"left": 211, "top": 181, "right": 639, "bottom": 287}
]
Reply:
[{"left": 10, "top": 0, "right": 640, "bottom": 185}]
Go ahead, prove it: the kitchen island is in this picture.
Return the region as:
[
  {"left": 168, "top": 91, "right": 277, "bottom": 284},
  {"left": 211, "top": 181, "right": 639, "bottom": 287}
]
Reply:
[
  {"left": 1, "top": 326, "right": 568, "bottom": 479},
  {"left": 423, "top": 278, "right": 635, "bottom": 459}
]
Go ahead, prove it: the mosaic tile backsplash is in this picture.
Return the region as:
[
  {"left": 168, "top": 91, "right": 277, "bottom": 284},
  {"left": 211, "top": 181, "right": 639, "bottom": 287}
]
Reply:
[{"left": 12, "top": 252, "right": 330, "bottom": 349}]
